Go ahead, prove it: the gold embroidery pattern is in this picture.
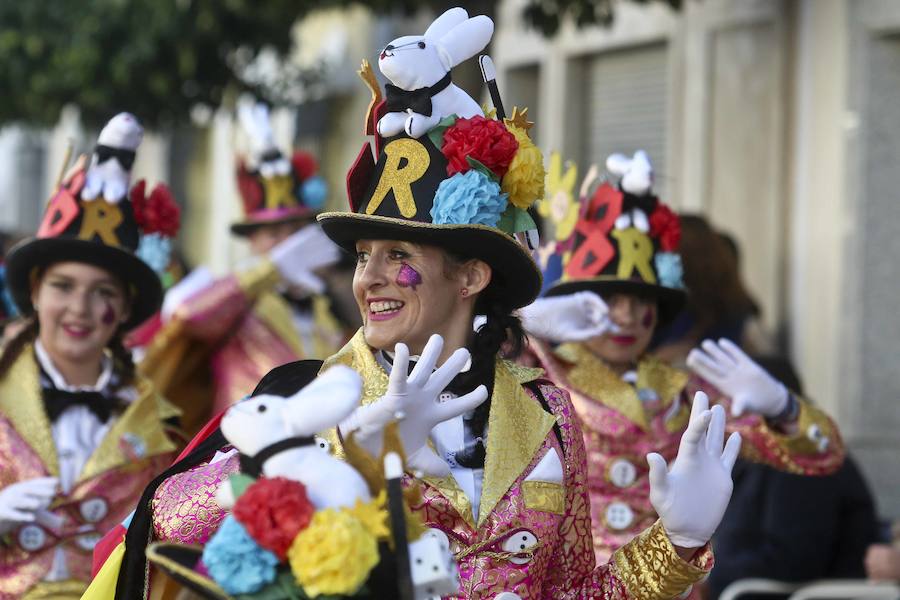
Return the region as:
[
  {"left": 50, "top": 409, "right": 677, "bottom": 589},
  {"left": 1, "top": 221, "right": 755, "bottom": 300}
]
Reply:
[
  {"left": 478, "top": 363, "right": 557, "bottom": 526},
  {"left": 522, "top": 481, "right": 565, "bottom": 515},
  {"left": 422, "top": 475, "right": 475, "bottom": 528},
  {"left": 611, "top": 520, "right": 711, "bottom": 600},
  {"left": 553, "top": 343, "right": 650, "bottom": 430},
  {"left": 0, "top": 347, "right": 58, "bottom": 475}
]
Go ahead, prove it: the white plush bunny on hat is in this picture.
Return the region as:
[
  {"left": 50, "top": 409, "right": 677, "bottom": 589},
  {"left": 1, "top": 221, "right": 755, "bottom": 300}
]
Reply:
[
  {"left": 377, "top": 7, "right": 494, "bottom": 139},
  {"left": 237, "top": 101, "right": 292, "bottom": 177},
  {"left": 81, "top": 112, "right": 143, "bottom": 204},
  {"left": 216, "top": 365, "right": 372, "bottom": 511},
  {"left": 606, "top": 150, "right": 655, "bottom": 231}
]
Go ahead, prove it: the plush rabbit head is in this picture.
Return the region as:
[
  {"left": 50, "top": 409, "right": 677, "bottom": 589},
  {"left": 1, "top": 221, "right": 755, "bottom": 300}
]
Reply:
[
  {"left": 379, "top": 7, "right": 494, "bottom": 90},
  {"left": 82, "top": 112, "right": 144, "bottom": 202},
  {"left": 237, "top": 101, "right": 292, "bottom": 177},
  {"left": 606, "top": 150, "right": 654, "bottom": 196},
  {"left": 221, "top": 365, "right": 363, "bottom": 458},
  {"left": 96, "top": 112, "right": 144, "bottom": 152}
]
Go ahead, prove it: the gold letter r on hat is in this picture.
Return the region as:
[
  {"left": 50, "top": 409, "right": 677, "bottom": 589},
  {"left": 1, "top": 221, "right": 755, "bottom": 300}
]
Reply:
[{"left": 366, "top": 138, "right": 430, "bottom": 218}]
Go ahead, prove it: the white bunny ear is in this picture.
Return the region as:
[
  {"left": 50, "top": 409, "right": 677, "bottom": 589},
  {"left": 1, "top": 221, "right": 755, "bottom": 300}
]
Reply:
[
  {"left": 438, "top": 15, "right": 494, "bottom": 68},
  {"left": 606, "top": 153, "right": 631, "bottom": 176},
  {"left": 425, "top": 7, "right": 469, "bottom": 40},
  {"left": 283, "top": 366, "right": 363, "bottom": 435},
  {"left": 621, "top": 150, "right": 654, "bottom": 195},
  {"left": 238, "top": 101, "right": 276, "bottom": 152}
]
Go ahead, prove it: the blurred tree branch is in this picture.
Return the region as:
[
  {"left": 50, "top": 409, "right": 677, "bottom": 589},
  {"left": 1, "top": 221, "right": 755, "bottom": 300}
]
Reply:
[{"left": 0, "top": 0, "right": 680, "bottom": 128}]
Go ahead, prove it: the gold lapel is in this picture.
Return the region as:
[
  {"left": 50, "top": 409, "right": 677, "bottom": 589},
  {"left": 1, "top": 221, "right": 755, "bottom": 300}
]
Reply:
[
  {"left": 555, "top": 343, "right": 650, "bottom": 431},
  {"left": 0, "top": 347, "right": 58, "bottom": 475},
  {"left": 638, "top": 356, "right": 689, "bottom": 411},
  {"left": 78, "top": 377, "right": 179, "bottom": 483},
  {"left": 423, "top": 474, "right": 475, "bottom": 528},
  {"left": 253, "top": 291, "right": 305, "bottom": 357},
  {"left": 477, "top": 360, "right": 556, "bottom": 526}
]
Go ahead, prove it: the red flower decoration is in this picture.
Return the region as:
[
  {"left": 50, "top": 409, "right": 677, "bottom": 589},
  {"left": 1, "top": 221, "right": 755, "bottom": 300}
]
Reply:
[
  {"left": 441, "top": 116, "right": 519, "bottom": 178},
  {"left": 291, "top": 151, "right": 318, "bottom": 182},
  {"left": 131, "top": 180, "right": 181, "bottom": 237},
  {"left": 649, "top": 204, "right": 681, "bottom": 251},
  {"left": 233, "top": 477, "right": 315, "bottom": 560}
]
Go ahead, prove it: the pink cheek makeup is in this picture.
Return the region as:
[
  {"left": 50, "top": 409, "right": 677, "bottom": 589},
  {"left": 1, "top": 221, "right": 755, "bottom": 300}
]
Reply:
[
  {"left": 396, "top": 263, "right": 422, "bottom": 290},
  {"left": 102, "top": 301, "right": 116, "bottom": 326}
]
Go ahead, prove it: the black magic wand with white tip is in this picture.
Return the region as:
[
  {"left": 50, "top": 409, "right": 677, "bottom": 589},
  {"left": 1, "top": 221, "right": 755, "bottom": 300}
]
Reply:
[{"left": 479, "top": 55, "right": 506, "bottom": 120}]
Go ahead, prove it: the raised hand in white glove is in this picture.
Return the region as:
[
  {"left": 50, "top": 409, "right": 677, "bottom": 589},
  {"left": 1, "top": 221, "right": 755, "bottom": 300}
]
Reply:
[
  {"left": 648, "top": 392, "right": 741, "bottom": 548},
  {"left": 269, "top": 224, "right": 340, "bottom": 294},
  {"left": 518, "top": 292, "right": 615, "bottom": 343},
  {"left": 340, "top": 334, "right": 488, "bottom": 477},
  {"left": 687, "top": 338, "right": 789, "bottom": 417},
  {"left": 0, "top": 477, "right": 59, "bottom": 534}
]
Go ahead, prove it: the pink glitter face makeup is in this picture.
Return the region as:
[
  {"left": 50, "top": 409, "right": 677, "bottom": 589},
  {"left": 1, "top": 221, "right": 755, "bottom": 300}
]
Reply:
[
  {"left": 102, "top": 301, "right": 116, "bottom": 326},
  {"left": 396, "top": 262, "right": 422, "bottom": 290}
]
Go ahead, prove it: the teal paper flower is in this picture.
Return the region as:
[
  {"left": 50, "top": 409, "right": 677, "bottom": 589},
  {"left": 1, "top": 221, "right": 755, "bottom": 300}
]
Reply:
[
  {"left": 202, "top": 516, "right": 278, "bottom": 595},
  {"left": 655, "top": 252, "right": 684, "bottom": 289},
  {"left": 431, "top": 170, "right": 508, "bottom": 228}
]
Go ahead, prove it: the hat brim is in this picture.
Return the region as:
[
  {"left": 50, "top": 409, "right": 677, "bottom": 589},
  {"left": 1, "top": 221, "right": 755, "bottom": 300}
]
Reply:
[
  {"left": 5, "top": 237, "right": 162, "bottom": 330},
  {"left": 230, "top": 211, "right": 316, "bottom": 237},
  {"left": 147, "top": 543, "right": 228, "bottom": 600},
  {"left": 546, "top": 277, "right": 686, "bottom": 326},
  {"left": 317, "top": 212, "right": 542, "bottom": 309}
]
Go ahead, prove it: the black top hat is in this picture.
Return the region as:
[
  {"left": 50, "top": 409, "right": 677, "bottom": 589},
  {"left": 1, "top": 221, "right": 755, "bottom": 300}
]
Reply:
[
  {"left": 5, "top": 114, "right": 180, "bottom": 330},
  {"left": 319, "top": 104, "right": 546, "bottom": 310},
  {"left": 544, "top": 153, "right": 686, "bottom": 324}
]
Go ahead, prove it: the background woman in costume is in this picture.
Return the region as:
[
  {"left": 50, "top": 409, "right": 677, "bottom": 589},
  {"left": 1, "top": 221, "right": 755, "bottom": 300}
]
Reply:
[
  {"left": 523, "top": 150, "right": 845, "bottom": 565},
  {"left": 0, "top": 113, "right": 182, "bottom": 600},
  {"left": 135, "top": 101, "right": 345, "bottom": 435}
]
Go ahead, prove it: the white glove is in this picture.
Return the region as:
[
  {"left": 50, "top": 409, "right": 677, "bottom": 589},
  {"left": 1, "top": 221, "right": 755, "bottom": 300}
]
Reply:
[
  {"left": 518, "top": 292, "right": 616, "bottom": 343},
  {"left": 269, "top": 224, "right": 340, "bottom": 294},
  {"left": 687, "top": 338, "right": 789, "bottom": 417},
  {"left": 648, "top": 392, "right": 741, "bottom": 548},
  {"left": 0, "top": 477, "right": 59, "bottom": 534},
  {"left": 340, "top": 334, "right": 488, "bottom": 477}
]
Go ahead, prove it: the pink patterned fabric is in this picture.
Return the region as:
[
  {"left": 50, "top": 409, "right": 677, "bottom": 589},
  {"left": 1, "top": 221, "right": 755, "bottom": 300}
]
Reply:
[
  {"left": 151, "top": 452, "right": 240, "bottom": 545},
  {"left": 534, "top": 342, "right": 845, "bottom": 563},
  {"left": 0, "top": 417, "right": 173, "bottom": 598},
  {"left": 407, "top": 383, "right": 647, "bottom": 599}
]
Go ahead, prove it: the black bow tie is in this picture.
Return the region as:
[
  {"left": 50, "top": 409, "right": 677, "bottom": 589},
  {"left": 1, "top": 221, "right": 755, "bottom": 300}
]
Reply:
[
  {"left": 384, "top": 72, "right": 452, "bottom": 117},
  {"left": 94, "top": 144, "right": 136, "bottom": 170},
  {"left": 43, "top": 388, "right": 120, "bottom": 423}
]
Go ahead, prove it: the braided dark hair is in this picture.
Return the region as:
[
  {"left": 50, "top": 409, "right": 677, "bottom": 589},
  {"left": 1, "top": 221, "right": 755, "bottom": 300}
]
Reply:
[
  {"left": 108, "top": 329, "right": 137, "bottom": 389},
  {"left": 0, "top": 316, "right": 38, "bottom": 379},
  {"left": 442, "top": 253, "right": 525, "bottom": 467}
]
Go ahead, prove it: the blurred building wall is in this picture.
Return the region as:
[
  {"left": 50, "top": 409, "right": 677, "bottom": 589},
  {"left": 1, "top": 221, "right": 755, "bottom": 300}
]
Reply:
[{"left": 493, "top": 0, "right": 900, "bottom": 517}]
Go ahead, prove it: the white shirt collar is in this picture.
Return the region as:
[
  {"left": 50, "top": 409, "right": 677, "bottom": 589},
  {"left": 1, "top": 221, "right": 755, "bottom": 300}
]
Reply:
[{"left": 35, "top": 339, "right": 113, "bottom": 392}]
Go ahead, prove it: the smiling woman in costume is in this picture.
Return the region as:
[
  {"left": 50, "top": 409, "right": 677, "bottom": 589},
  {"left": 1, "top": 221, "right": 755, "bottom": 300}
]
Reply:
[
  {"left": 521, "top": 150, "right": 844, "bottom": 565},
  {"left": 0, "top": 113, "right": 181, "bottom": 600}
]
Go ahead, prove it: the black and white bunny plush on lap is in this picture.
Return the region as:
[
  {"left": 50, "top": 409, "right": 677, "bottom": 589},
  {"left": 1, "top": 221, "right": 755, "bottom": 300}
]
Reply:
[{"left": 377, "top": 7, "right": 494, "bottom": 139}]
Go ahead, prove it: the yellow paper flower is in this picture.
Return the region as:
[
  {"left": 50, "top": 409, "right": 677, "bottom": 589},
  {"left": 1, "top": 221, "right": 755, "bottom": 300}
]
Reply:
[
  {"left": 501, "top": 124, "right": 545, "bottom": 209},
  {"left": 288, "top": 508, "right": 378, "bottom": 597},
  {"left": 538, "top": 152, "right": 579, "bottom": 241},
  {"left": 347, "top": 492, "right": 390, "bottom": 541}
]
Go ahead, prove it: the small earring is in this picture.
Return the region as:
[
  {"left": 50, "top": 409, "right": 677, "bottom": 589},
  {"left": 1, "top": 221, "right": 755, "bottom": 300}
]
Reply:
[{"left": 460, "top": 288, "right": 469, "bottom": 297}]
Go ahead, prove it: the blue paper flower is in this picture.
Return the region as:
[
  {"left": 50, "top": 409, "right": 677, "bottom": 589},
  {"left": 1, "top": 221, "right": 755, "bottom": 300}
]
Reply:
[
  {"left": 136, "top": 233, "right": 172, "bottom": 275},
  {"left": 202, "top": 516, "right": 278, "bottom": 595},
  {"left": 655, "top": 252, "right": 684, "bottom": 289},
  {"left": 431, "top": 170, "right": 508, "bottom": 228},
  {"left": 300, "top": 175, "right": 328, "bottom": 209}
]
